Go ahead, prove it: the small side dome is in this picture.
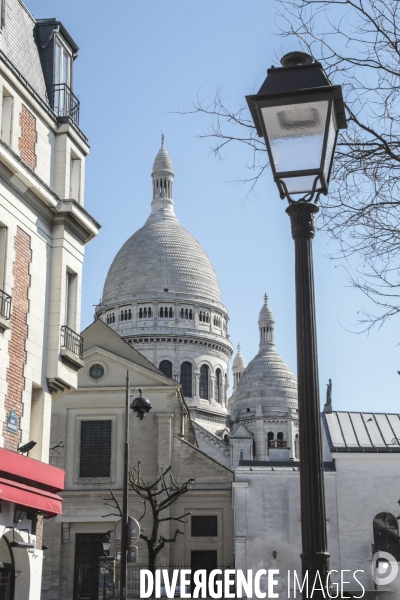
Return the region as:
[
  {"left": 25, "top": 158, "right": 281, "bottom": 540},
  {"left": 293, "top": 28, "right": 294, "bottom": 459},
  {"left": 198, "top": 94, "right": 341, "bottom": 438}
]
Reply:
[{"left": 233, "top": 344, "right": 246, "bottom": 369}]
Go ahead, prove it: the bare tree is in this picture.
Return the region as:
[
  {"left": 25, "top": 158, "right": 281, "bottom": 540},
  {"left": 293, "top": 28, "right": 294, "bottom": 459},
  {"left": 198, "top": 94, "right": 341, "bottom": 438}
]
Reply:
[
  {"left": 103, "top": 462, "right": 194, "bottom": 573},
  {"left": 183, "top": 0, "right": 400, "bottom": 331}
]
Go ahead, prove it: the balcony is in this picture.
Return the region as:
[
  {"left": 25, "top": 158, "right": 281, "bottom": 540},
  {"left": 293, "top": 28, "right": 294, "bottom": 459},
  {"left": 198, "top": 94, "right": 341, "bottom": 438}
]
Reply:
[
  {"left": 0, "top": 289, "right": 11, "bottom": 332},
  {"left": 60, "top": 325, "right": 84, "bottom": 369},
  {"left": 53, "top": 83, "right": 80, "bottom": 126}
]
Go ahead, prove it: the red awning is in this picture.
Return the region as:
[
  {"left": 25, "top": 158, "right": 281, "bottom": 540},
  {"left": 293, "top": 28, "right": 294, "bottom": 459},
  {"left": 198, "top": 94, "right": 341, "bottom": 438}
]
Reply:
[{"left": 0, "top": 477, "right": 63, "bottom": 518}]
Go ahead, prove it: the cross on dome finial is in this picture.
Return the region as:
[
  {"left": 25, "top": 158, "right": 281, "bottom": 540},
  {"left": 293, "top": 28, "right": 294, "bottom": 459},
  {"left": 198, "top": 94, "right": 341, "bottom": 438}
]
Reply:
[
  {"left": 237, "top": 343, "right": 241, "bottom": 351},
  {"left": 161, "top": 132, "right": 164, "bottom": 148},
  {"left": 264, "top": 293, "right": 268, "bottom": 304}
]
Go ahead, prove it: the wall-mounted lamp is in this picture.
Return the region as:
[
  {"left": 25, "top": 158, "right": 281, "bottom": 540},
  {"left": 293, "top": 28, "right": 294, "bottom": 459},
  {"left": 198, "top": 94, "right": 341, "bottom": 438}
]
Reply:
[
  {"left": 17, "top": 440, "right": 37, "bottom": 456},
  {"left": 62, "top": 522, "right": 70, "bottom": 545},
  {"left": 14, "top": 506, "right": 27, "bottom": 524}
]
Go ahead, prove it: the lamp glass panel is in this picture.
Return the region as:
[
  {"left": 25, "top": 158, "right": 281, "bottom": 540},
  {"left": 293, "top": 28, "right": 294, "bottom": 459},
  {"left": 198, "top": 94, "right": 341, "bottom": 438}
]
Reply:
[
  {"left": 281, "top": 175, "right": 319, "bottom": 195},
  {"left": 261, "top": 100, "right": 329, "bottom": 176},
  {"left": 323, "top": 110, "right": 338, "bottom": 184}
]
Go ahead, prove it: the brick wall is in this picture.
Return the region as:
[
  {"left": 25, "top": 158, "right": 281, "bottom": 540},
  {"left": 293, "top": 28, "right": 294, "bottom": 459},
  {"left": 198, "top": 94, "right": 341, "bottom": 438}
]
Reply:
[
  {"left": 18, "top": 105, "right": 37, "bottom": 170},
  {"left": 3, "top": 227, "right": 31, "bottom": 450}
]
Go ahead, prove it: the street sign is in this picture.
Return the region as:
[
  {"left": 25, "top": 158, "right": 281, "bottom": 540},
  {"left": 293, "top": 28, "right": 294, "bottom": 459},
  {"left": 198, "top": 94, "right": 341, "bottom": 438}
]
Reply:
[
  {"left": 7, "top": 410, "right": 18, "bottom": 434},
  {"left": 114, "top": 516, "right": 140, "bottom": 545}
]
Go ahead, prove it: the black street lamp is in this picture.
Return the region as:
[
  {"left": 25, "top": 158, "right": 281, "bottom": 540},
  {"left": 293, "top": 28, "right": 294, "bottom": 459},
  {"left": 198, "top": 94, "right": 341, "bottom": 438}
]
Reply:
[
  {"left": 247, "top": 51, "right": 347, "bottom": 598},
  {"left": 119, "top": 374, "right": 152, "bottom": 600},
  {"left": 102, "top": 533, "right": 111, "bottom": 600}
]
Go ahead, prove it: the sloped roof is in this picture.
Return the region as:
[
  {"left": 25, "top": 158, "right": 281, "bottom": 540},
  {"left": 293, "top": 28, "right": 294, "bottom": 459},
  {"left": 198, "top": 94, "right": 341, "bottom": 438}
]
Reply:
[
  {"left": 81, "top": 319, "right": 170, "bottom": 378},
  {"left": 322, "top": 410, "right": 400, "bottom": 453}
]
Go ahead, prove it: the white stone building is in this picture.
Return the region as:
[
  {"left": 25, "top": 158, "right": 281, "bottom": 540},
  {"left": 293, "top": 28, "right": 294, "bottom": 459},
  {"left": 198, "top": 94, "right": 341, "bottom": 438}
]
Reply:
[
  {"left": 95, "top": 140, "right": 233, "bottom": 434},
  {"left": 0, "top": 1, "right": 98, "bottom": 598},
  {"left": 42, "top": 320, "right": 234, "bottom": 600}
]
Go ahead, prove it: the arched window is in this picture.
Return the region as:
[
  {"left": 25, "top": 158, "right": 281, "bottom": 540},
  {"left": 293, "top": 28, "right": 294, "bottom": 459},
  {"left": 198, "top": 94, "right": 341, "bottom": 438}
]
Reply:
[
  {"left": 159, "top": 360, "right": 173, "bottom": 379},
  {"left": 215, "top": 369, "right": 221, "bottom": 403},
  {"left": 181, "top": 308, "right": 184, "bottom": 318},
  {"left": 169, "top": 307, "right": 173, "bottom": 318},
  {"left": 139, "top": 308, "right": 143, "bottom": 318},
  {"left": 180, "top": 362, "right": 192, "bottom": 397},
  {"left": 160, "top": 307, "right": 163, "bottom": 318},
  {"left": 148, "top": 307, "right": 152, "bottom": 317},
  {"left": 106, "top": 315, "right": 109, "bottom": 325},
  {"left": 120, "top": 311, "right": 124, "bottom": 321},
  {"left": 199, "top": 365, "right": 209, "bottom": 399},
  {"left": 268, "top": 431, "right": 275, "bottom": 448},
  {"left": 277, "top": 432, "right": 283, "bottom": 440},
  {"left": 144, "top": 307, "right": 147, "bottom": 318},
  {"left": 128, "top": 309, "right": 132, "bottom": 320},
  {"left": 373, "top": 513, "right": 399, "bottom": 549},
  {"left": 124, "top": 309, "right": 128, "bottom": 320},
  {"left": 189, "top": 309, "right": 193, "bottom": 320},
  {"left": 185, "top": 308, "right": 188, "bottom": 319}
]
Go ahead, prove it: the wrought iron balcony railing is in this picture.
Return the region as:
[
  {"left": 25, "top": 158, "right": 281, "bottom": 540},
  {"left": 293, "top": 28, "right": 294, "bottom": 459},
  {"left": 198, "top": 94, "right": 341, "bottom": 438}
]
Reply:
[
  {"left": 372, "top": 543, "right": 400, "bottom": 561},
  {"left": 0, "top": 289, "right": 11, "bottom": 320},
  {"left": 53, "top": 83, "right": 80, "bottom": 126},
  {"left": 61, "top": 325, "right": 83, "bottom": 359}
]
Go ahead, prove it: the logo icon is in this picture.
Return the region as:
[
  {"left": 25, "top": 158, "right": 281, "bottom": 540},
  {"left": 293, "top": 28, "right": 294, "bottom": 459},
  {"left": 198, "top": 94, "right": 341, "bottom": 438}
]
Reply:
[{"left": 372, "top": 552, "right": 398, "bottom": 586}]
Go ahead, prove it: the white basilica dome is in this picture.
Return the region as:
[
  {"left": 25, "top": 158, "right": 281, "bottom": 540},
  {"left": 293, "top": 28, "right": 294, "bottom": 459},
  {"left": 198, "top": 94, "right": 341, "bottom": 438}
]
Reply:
[
  {"left": 231, "top": 295, "right": 298, "bottom": 421},
  {"left": 102, "top": 143, "right": 221, "bottom": 306},
  {"left": 96, "top": 139, "right": 232, "bottom": 433},
  {"left": 102, "top": 220, "right": 221, "bottom": 305}
]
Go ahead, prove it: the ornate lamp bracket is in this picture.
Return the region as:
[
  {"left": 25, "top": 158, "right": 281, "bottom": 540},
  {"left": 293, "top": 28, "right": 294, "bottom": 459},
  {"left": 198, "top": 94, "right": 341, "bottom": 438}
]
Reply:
[{"left": 277, "top": 175, "right": 324, "bottom": 205}]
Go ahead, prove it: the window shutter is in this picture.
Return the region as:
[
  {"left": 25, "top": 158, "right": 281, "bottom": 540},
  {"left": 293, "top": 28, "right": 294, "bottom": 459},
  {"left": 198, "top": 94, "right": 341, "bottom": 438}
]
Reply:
[{"left": 80, "top": 420, "right": 112, "bottom": 478}]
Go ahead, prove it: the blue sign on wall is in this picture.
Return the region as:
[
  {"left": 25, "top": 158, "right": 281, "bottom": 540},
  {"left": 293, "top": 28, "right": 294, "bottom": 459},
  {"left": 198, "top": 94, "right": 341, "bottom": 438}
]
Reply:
[{"left": 7, "top": 409, "right": 18, "bottom": 434}]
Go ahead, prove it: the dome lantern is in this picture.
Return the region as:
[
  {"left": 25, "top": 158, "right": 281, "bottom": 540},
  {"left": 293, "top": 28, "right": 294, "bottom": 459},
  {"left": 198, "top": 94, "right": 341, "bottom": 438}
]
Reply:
[
  {"left": 259, "top": 293, "right": 275, "bottom": 348},
  {"left": 149, "top": 134, "right": 175, "bottom": 223}
]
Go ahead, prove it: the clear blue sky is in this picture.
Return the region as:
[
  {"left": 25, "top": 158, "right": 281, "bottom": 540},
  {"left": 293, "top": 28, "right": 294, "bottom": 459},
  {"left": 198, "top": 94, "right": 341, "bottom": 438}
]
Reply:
[{"left": 28, "top": 0, "right": 400, "bottom": 413}]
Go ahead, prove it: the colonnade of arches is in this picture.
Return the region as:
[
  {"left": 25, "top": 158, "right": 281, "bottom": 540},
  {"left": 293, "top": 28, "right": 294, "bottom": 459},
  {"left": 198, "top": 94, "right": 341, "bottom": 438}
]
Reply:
[{"left": 158, "top": 359, "right": 226, "bottom": 403}]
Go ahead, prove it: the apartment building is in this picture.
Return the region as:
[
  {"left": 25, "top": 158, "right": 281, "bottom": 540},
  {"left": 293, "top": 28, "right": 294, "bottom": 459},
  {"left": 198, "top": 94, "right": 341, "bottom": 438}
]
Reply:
[{"left": 0, "top": 1, "right": 99, "bottom": 598}]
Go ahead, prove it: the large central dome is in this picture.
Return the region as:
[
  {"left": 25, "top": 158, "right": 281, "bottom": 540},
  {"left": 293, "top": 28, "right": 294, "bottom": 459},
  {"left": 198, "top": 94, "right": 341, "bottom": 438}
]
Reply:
[
  {"left": 102, "top": 141, "right": 221, "bottom": 305},
  {"left": 102, "top": 220, "right": 221, "bottom": 305},
  {"left": 96, "top": 139, "right": 232, "bottom": 435}
]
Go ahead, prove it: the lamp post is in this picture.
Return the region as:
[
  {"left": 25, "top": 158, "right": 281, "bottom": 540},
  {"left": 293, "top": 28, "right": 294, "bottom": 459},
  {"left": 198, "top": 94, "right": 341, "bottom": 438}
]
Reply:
[
  {"left": 246, "top": 51, "right": 347, "bottom": 598},
  {"left": 102, "top": 533, "right": 111, "bottom": 600},
  {"left": 119, "top": 372, "right": 152, "bottom": 600}
]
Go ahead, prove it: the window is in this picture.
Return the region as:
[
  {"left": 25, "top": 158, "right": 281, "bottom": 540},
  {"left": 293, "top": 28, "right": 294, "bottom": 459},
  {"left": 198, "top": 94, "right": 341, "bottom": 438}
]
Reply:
[
  {"left": 373, "top": 513, "right": 399, "bottom": 549},
  {"left": 191, "top": 516, "right": 218, "bottom": 537},
  {"left": 200, "top": 365, "right": 209, "bottom": 400},
  {"left": 79, "top": 420, "right": 112, "bottom": 478},
  {"left": 159, "top": 360, "right": 173, "bottom": 379},
  {"left": 70, "top": 156, "right": 81, "bottom": 201},
  {"left": 54, "top": 40, "right": 71, "bottom": 116},
  {"left": 160, "top": 307, "right": 163, "bottom": 318},
  {"left": 180, "top": 362, "right": 192, "bottom": 397},
  {"left": 65, "top": 270, "right": 77, "bottom": 329},
  {"left": 214, "top": 369, "right": 221, "bottom": 403},
  {"left": 1, "top": 89, "right": 12, "bottom": 146},
  {"left": 268, "top": 431, "right": 274, "bottom": 448},
  {"left": 139, "top": 308, "right": 143, "bottom": 318},
  {"left": 0, "top": 224, "right": 7, "bottom": 290}
]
